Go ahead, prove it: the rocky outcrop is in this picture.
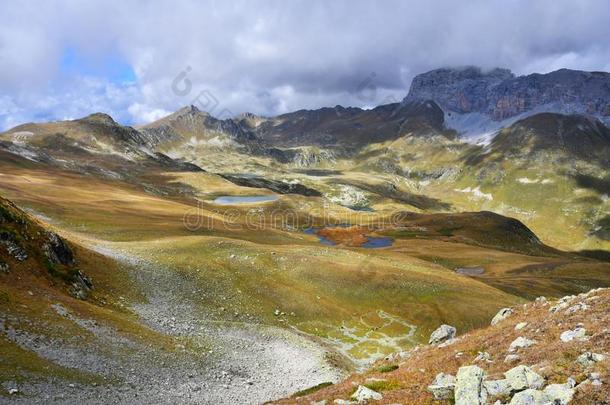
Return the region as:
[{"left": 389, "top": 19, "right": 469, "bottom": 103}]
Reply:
[
  {"left": 405, "top": 67, "right": 610, "bottom": 123},
  {"left": 43, "top": 232, "right": 75, "bottom": 266},
  {"left": 429, "top": 324, "right": 456, "bottom": 345}
]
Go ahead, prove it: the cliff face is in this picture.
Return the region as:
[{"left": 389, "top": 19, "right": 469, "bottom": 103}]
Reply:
[{"left": 405, "top": 67, "right": 610, "bottom": 123}]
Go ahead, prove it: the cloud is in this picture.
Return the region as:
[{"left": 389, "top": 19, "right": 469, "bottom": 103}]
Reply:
[{"left": 1, "top": 0, "right": 610, "bottom": 129}]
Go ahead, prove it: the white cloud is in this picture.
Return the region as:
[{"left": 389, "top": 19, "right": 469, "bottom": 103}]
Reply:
[{"left": 1, "top": 0, "right": 610, "bottom": 129}]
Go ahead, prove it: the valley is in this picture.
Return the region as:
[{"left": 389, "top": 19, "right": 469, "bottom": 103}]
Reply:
[{"left": 0, "top": 66, "right": 609, "bottom": 403}]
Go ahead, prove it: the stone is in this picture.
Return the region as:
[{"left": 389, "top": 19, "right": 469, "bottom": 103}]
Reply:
[
  {"left": 504, "top": 354, "right": 521, "bottom": 363},
  {"left": 534, "top": 296, "right": 547, "bottom": 305},
  {"left": 509, "top": 337, "right": 536, "bottom": 352},
  {"left": 427, "top": 372, "right": 455, "bottom": 400},
  {"left": 504, "top": 365, "right": 544, "bottom": 391},
  {"left": 483, "top": 379, "right": 511, "bottom": 397},
  {"left": 589, "top": 372, "right": 603, "bottom": 386},
  {"left": 576, "top": 352, "right": 605, "bottom": 367},
  {"left": 515, "top": 322, "right": 528, "bottom": 330},
  {"left": 333, "top": 401, "right": 352, "bottom": 405},
  {"left": 565, "top": 302, "right": 588, "bottom": 314},
  {"left": 474, "top": 351, "right": 491, "bottom": 362},
  {"left": 351, "top": 385, "right": 382, "bottom": 402},
  {"left": 543, "top": 382, "right": 574, "bottom": 404},
  {"left": 491, "top": 308, "right": 514, "bottom": 325},
  {"left": 8, "top": 388, "right": 19, "bottom": 395},
  {"left": 455, "top": 365, "right": 486, "bottom": 405},
  {"left": 509, "top": 389, "right": 548, "bottom": 405},
  {"left": 0, "top": 261, "right": 9, "bottom": 274},
  {"left": 428, "top": 324, "right": 456, "bottom": 344},
  {"left": 560, "top": 327, "right": 587, "bottom": 342}
]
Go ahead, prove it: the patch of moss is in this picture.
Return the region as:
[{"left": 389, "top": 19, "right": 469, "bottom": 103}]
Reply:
[
  {"left": 364, "top": 380, "right": 401, "bottom": 392},
  {"left": 292, "top": 381, "right": 333, "bottom": 397},
  {"left": 377, "top": 364, "right": 399, "bottom": 373}
]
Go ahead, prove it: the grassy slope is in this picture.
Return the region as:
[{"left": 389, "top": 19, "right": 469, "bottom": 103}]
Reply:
[{"left": 1, "top": 154, "right": 608, "bottom": 368}]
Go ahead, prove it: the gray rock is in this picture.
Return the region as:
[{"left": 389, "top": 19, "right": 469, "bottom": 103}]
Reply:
[
  {"left": 351, "top": 385, "right": 382, "bottom": 402},
  {"left": 455, "top": 365, "right": 486, "bottom": 405},
  {"left": 483, "top": 379, "right": 511, "bottom": 397},
  {"left": 504, "top": 354, "right": 521, "bottom": 364},
  {"left": 504, "top": 365, "right": 544, "bottom": 391},
  {"left": 509, "top": 389, "right": 549, "bottom": 405},
  {"left": 543, "top": 382, "right": 574, "bottom": 404},
  {"left": 560, "top": 327, "right": 587, "bottom": 342},
  {"left": 429, "top": 324, "right": 456, "bottom": 344},
  {"left": 515, "top": 322, "right": 528, "bottom": 331},
  {"left": 509, "top": 337, "right": 536, "bottom": 352},
  {"left": 427, "top": 372, "right": 456, "bottom": 400},
  {"left": 491, "top": 308, "right": 514, "bottom": 325},
  {"left": 576, "top": 352, "right": 605, "bottom": 367}
]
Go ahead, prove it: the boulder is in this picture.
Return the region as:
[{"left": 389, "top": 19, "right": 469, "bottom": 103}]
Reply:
[
  {"left": 491, "top": 308, "right": 514, "bottom": 325},
  {"left": 509, "top": 389, "right": 548, "bottom": 405},
  {"left": 455, "top": 365, "right": 486, "bottom": 405},
  {"left": 560, "top": 327, "right": 587, "bottom": 342},
  {"left": 504, "top": 354, "right": 521, "bottom": 364},
  {"left": 508, "top": 337, "right": 536, "bottom": 352},
  {"left": 483, "top": 379, "right": 511, "bottom": 397},
  {"left": 427, "top": 372, "right": 456, "bottom": 400},
  {"left": 504, "top": 365, "right": 544, "bottom": 391},
  {"left": 429, "top": 324, "right": 456, "bottom": 344},
  {"left": 543, "top": 382, "right": 575, "bottom": 404},
  {"left": 576, "top": 352, "right": 605, "bottom": 367},
  {"left": 514, "top": 322, "right": 528, "bottom": 331},
  {"left": 351, "top": 385, "right": 382, "bottom": 402}
]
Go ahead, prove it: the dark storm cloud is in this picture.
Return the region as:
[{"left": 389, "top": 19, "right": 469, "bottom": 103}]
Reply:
[{"left": 1, "top": 0, "right": 610, "bottom": 128}]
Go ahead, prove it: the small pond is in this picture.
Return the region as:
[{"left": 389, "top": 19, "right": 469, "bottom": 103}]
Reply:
[
  {"left": 304, "top": 227, "right": 394, "bottom": 249},
  {"left": 213, "top": 195, "right": 279, "bottom": 205}
]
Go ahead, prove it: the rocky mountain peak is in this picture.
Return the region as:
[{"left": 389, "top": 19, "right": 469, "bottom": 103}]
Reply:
[
  {"left": 78, "top": 112, "right": 119, "bottom": 126},
  {"left": 404, "top": 67, "right": 610, "bottom": 124}
]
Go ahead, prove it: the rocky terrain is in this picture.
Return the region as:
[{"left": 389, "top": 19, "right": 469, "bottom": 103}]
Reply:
[{"left": 277, "top": 288, "right": 610, "bottom": 404}]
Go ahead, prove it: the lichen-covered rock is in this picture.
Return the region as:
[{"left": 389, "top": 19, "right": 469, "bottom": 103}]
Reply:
[
  {"left": 560, "top": 327, "right": 587, "bottom": 342},
  {"left": 351, "top": 385, "right": 382, "bottom": 402},
  {"left": 508, "top": 337, "right": 536, "bottom": 352},
  {"left": 543, "top": 381, "right": 575, "bottom": 404},
  {"left": 504, "top": 365, "right": 544, "bottom": 391},
  {"left": 427, "top": 372, "right": 456, "bottom": 400},
  {"left": 428, "top": 324, "right": 456, "bottom": 345},
  {"left": 491, "top": 307, "right": 514, "bottom": 325},
  {"left": 455, "top": 365, "right": 486, "bottom": 405},
  {"left": 577, "top": 352, "right": 605, "bottom": 367},
  {"left": 483, "top": 378, "right": 511, "bottom": 397},
  {"left": 509, "top": 389, "right": 548, "bottom": 405}
]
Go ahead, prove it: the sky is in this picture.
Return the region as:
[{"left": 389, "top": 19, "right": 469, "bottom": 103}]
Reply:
[{"left": 1, "top": 0, "right": 610, "bottom": 130}]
